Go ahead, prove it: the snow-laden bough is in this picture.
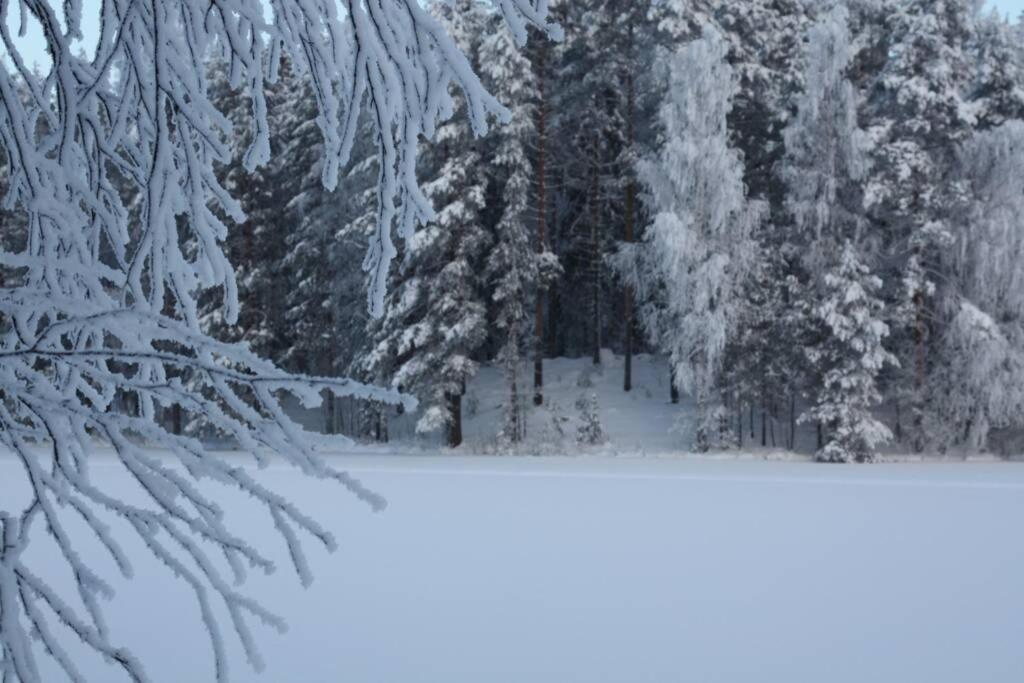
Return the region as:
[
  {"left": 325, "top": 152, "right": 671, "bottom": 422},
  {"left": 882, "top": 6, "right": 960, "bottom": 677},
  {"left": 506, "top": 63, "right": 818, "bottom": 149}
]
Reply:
[{"left": 0, "top": 1, "right": 558, "bottom": 681}]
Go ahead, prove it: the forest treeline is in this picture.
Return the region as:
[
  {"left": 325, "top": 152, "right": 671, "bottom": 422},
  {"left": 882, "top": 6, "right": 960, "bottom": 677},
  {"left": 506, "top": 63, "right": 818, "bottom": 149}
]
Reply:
[{"left": 85, "top": 0, "right": 1024, "bottom": 461}]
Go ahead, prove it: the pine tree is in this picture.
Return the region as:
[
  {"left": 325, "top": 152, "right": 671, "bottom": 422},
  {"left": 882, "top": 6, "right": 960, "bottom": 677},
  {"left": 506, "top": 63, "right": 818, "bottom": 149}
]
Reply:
[
  {"left": 201, "top": 59, "right": 295, "bottom": 361},
  {"left": 970, "top": 10, "right": 1024, "bottom": 129},
  {"left": 362, "top": 0, "right": 492, "bottom": 448},
  {"left": 802, "top": 242, "right": 898, "bottom": 463},
  {"left": 863, "top": 0, "right": 977, "bottom": 450},
  {"left": 480, "top": 17, "right": 543, "bottom": 445},
  {"left": 575, "top": 392, "right": 607, "bottom": 446},
  {"left": 546, "top": 0, "right": 626, "bottom": 365},
  {"left": 632, "top": 27, "right": 763, "bottom": 451}
]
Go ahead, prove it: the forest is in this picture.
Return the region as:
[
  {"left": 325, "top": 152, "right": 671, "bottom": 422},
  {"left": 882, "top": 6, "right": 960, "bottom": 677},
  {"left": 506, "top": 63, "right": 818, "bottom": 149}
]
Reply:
[
  {"left": 3, "top": 3, "right": 1024, "bottom": 683},
  {"left": 149, "top": 0, "right": 1024, "bottom": 462}
]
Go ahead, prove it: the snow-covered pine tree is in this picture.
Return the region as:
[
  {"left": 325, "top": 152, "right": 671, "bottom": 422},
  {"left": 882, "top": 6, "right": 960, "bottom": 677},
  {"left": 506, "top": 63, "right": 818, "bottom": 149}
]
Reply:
[
  {"left": 480, "top": 16, "right": 543, "bottom": 445},
  {"left": 578, "top": 0, "right": 658, "bottom": 392},
  {"left": 863, "top": 0, "right": 977, "bottom": 450},
  {"left": 362, "top": 0, "right": 493, "bottom": 448},
  {"left": 633, "top": 27, "right": 763, "bottom": 452},
  {"left": 281, "top": 91, "right": 379, "bottom": 377},
  {"left": 545, "top": 0, "right": 627, "bottom": 366},
  {"left": 970, "top": 9, "right": 1024, "bottom": 129},
  {"left": 775, "top": 3, "right": 875, "bottom": 444},
  {"left": 278, "top": 85, "right": 383, "bottom": 434},
  {"left": 802, "top": 242, "right": 897, "bottom": 463},
  {"left": 713, "top": 0, "right": 810, "bottom": 213},
  {"left": 201, "top": 58, "right": 296, "bottom": 361},
  {"left": 575, "top": 392, "right": 607, "bottom": 446}
]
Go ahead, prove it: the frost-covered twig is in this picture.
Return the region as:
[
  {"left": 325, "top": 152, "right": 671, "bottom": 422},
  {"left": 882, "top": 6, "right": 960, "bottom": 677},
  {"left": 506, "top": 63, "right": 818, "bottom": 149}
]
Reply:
[{"left": 0, "top": 1, "right": 555, "bottom": 681}]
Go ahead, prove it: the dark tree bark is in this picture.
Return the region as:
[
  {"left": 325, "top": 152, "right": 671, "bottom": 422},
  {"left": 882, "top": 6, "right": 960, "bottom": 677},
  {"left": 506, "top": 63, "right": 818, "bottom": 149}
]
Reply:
[
  {"left": 590, "top": 159, "right": 601, "bottom": 366},
  {"left": 623, "top": 22, "right": 636, "bottom": 393},
  {"left": 170, "top": 403, "right": 183, "bottom": 436},
  {"left": 446, "top": 392, "right": 463, "bottom": 448},
  {"left": 534, "top": 47, "right": 548, "bottom": 407}
]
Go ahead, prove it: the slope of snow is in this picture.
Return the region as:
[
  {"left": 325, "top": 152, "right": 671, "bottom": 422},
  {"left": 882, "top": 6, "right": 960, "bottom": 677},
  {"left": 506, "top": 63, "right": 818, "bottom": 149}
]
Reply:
[
  {"left": 346, "top": 352, "right": 1009, "bottom": 458},
  {"left": 3, "top": 452, "right": 1023, "bottom": 682},
  {"left": 344, "top": 352, "right": 804, "bottom": 454}
]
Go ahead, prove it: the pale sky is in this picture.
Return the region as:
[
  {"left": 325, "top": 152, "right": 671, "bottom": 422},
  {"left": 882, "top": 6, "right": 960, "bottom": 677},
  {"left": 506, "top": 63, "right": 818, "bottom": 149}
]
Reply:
[
  {"left": 3, "top": 1, "right": 1023, "bottom": 74},
  {"left": 991, "top": 0, "right": 1024, "bottom": 17}
]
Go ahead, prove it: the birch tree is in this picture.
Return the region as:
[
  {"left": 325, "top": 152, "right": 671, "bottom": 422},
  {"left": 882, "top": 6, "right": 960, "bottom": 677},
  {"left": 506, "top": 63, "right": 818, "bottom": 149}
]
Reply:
[{"left": 631, "top": 28, "right": 763, "bottom": 451}]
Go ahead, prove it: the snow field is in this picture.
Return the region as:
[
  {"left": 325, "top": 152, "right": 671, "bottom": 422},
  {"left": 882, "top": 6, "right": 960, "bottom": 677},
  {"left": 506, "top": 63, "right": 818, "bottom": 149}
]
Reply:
[{"left": 3, "top": 452, "right": 1022, "bottom": 682}]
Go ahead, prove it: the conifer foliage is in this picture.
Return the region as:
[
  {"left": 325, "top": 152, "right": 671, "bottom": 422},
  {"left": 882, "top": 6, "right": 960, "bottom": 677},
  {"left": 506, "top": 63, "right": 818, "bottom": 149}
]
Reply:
[{"left": 803, "top": 243, "right": 898, "bottom": 463}]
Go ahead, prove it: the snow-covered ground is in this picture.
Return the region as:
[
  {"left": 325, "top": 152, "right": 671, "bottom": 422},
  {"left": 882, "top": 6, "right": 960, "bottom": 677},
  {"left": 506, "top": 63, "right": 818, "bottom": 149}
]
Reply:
[
  {"left": 302, "top": 353, "right": 822, "bottom": 454},
  {"left": 3, "top": 451, "right": 1023, "bottom": 682},
  {"left": 300, "top": 352, "right": 1021, "bottom": 459}
]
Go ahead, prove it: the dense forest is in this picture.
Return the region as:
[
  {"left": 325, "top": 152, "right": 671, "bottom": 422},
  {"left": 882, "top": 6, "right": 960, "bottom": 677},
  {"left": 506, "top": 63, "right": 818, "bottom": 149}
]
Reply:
[{"left": 17, "top": 0, "right": 1018, "bottom": 462}]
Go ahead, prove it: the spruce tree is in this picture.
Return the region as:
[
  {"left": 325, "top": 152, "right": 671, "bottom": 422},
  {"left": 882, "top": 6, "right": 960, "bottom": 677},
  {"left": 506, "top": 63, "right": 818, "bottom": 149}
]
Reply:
[
  {"left": 480, "top": 17, "right": 547, "bottom": 445},
  {"left": 802, "top": 243, "right": 897, "bottom": 463},
  {"left": 201, "top": 59, "right": 295, "bottom": 361},
  {"left": 863, "top": 0, "right": 976, "bottom": 450},
  {"left": 362, "top": 0, "right": 492, "bottom": 448}
]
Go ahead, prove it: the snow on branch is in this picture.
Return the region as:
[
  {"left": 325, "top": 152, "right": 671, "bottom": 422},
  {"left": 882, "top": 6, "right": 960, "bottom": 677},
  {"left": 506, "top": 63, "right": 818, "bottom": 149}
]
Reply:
[{"left": 0, "top": 1, "right": 555, "bottom": 681}]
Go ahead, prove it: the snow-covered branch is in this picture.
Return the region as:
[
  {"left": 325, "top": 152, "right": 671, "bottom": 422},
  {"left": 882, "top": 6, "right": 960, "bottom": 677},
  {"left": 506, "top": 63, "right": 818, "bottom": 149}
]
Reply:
[{"left": 0, "top": 1, "right": 555, "bottom": 680}]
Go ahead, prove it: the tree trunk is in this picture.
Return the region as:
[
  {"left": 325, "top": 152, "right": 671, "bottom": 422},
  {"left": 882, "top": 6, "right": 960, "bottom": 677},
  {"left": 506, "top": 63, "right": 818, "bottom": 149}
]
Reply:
[
  {"left": 324, "top": 392, "right": 336, "bottom": 435},
  {"left": 446, "top": 392, "right": 463, "bottom": 448},
  {"left": 761, "top": 390, "right": 767, "bottom": 448},
  {"left": 534, "top": 45, "right": 548, "bottom": 407},
  {"left": 749, "top": 401, "right": 755, "bottom": 440},
  {"left": 912, "top": 287, "right": 927, "bottom": 453},
  {"left": 509, "top": 363, "right": 521, "bottom": 443},
  {"left": 670, "top": 368, "right": 680, "bottom": 404},
  {"left": 590, "top": 159, "right": 601, "bottom": 366},
  {"left": 547, "top": 286, "right": 560, "bottom": 358},
  {"left": 789, "top": 392, "right": 796, "bottom": 451},
  {"left": 736, "top": 394, "right": 743, "bottom": 448},
  {"left": 170, "top": 403, "right": 183, "bottom": 436},
  {"left": 623, "top": 22, "right": 636, "bottom": 393}
]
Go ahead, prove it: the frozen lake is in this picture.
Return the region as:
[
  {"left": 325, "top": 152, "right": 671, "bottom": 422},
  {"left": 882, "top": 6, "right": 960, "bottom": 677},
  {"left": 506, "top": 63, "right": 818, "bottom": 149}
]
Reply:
[{"left": 3, "top": 453, "right": 1023, "bottom": 682}]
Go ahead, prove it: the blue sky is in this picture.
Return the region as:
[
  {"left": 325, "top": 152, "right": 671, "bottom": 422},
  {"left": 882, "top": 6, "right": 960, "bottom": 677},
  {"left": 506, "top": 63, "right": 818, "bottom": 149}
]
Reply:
[{"left": 991, "top": 0, "right": 1024, "bottom": 17}]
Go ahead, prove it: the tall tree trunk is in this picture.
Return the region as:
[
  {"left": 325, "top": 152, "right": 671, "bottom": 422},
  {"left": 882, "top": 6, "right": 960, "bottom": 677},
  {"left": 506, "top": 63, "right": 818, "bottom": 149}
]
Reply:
[
  {"left": 170, "top": 403, "right": 183, "bottom": 436},
  {"left": 324, "top": 392, "right": 336, "bottom": 435},
  {"left": 446, "top": 392, "right": 463, "bottom": 448},
  {"left": 534, "top": 50, "right": 547, "bottom": 407},
  {"left": 761, "top": 382, "right": 767, "bottom": 448},
  {"left": 509, "top": 358, "right": 521, "bottom": 443},
  {"left": 547, "top": 287, "right": 560, "bottom": 358},
  {"left": 590, "top": 158, "right": 601, "bottom": 366},
  {"left": 789, "top": 392, "right": 796, "bottom": 451},
  {"left": 623, "top": 22, "right": 636, "bottom": 393},
  {"left": 912, "top": 287, "right": 927, "bottom": 452},
  {"left": 736, "top": 395, "right": 743, "bottom": 448},
  {"left": 670, "top": 367, "right": 680, "bottom": 404}
]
